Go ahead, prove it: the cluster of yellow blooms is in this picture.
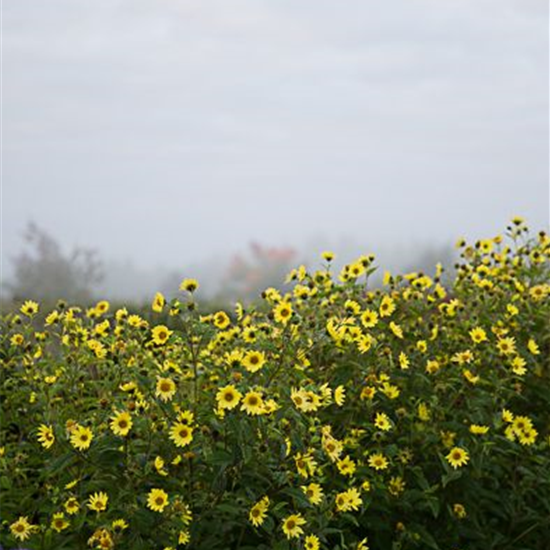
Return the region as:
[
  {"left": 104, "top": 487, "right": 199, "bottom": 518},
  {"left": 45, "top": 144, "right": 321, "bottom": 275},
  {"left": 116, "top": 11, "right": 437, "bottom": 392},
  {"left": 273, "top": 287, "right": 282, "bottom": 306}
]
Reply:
[{"left": 1, "top": 218, "right": 549, "bottom": 549}]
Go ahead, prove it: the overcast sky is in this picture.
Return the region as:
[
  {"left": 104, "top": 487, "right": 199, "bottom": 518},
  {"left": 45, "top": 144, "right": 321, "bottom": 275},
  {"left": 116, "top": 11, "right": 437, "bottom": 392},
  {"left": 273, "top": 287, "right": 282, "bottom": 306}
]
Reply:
[{"left": 2, "top": 0, "right": 549, "bottom": 287}]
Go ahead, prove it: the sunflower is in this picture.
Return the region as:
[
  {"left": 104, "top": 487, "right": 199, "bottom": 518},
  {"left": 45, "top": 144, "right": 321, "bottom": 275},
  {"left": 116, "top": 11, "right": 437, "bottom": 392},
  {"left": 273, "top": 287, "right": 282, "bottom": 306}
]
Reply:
[
  {"left": 379, "top": 295, "right": 395, "bottom": 317},
  {"left": 37, "top": 424, "right": 55, "bottom": 449},
  {"left": 496, "top": 336, "right": 516, "bottom": 355},
  {"left": 240, "top": 391, "right": 265, "bottom": 416},
  {"left": 374, "top": 412, "right": 392, "bottom": 431},
  {"left": 10, "top": 333, "right": 24, "bottom": 346},
  {"left": 87, "top": 492, "right": 109, "bottom": 512},
  {"left": 112, "top": 519, "right": 129, "bottom": 532},
  {"left": 152, "top": 325, "right": 172, "bottom": 345},
  {"left": 156, "top": 377, "right": 177, "bottom": 402},
  {"left": 249, "top": 496, "right": 270, "bottom": 527},
  {"left": 51, "top": 512, "right": 69, "bottom": 532},
  {"left": 242, "top": 350, "right": 266, "bottom": 373},
  {"left": 152, "top": 292, "right": 165, "bottom": 312},
  {"left": 294, "top": 451, "right": 317, "bottom": 478},
  {"left": 147, "top": 488, "right": 169, "bottom": 512},
  {"left": 281, "top": 513, "right": 306, "bottom": 539},
  {"left": 273, "top": 301, "right": 293, "bottom": 324},
  {"left": 70, "top": 425, "right": 93, "bottom": 451},
  {"left": 337, "top": 455, "right": 356, "bottom": 476},
  {"left": 180, "top": 278, "right": 199, "bottom": 292},
  {"left": 64, "top": 497, "right": 80, "bottom": 515},
  {"left": 178, "top": 530, "right": 191, "bottom": 545},
  {"left": 94, "top": 300, "right": 110, "bottom": 315},
  {"left": 169, "top": 422, "right": 194, "bottom": 448},
  {"left": 469, "top": 327, "right": 487, "bottom": 344},
  {"left": 216, "top": 384, "right": 242, "bottom": 411},
  {"left": 368, "top": 452, "right": 389, "bottom": 470},
  {"left": 446, "top": 447, "right": 469, "bottom": 469},
  {"left": 20, "top": 300, "right": 39, "bottom": 316},
  {"left": 305, "top": 534, "right": 321, "bottom": 550},
  {"left": 301, "top": 483, "right": 324, "bottom": 505},
  {"left": 110, "top": 411, "right": 132, "bottom": 437},
  {"left": 213, "top": 311, "right": 231, "bottom": 329},
  {"left": 10, "top": 516, "right": 34, "bottom": 541},
  {"left": 335, "top": 487, "right": 363, "bottom": 512},
  {"left": 334, "top": 385, "right": 346, "bottom": 406}
]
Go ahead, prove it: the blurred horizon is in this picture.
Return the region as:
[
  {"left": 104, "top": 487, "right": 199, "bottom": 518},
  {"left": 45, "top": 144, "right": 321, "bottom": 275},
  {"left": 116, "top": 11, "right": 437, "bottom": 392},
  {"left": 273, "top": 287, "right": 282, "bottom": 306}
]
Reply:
[{"left": 2, "top": 0, "right": 549, "bottom": 302}]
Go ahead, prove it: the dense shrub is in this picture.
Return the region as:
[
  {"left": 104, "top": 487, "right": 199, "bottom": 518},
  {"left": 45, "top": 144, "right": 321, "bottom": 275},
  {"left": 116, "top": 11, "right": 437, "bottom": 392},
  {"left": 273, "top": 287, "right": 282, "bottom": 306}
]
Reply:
[{"left": 1, "top": 218, "right": 549, "bottom": 550}]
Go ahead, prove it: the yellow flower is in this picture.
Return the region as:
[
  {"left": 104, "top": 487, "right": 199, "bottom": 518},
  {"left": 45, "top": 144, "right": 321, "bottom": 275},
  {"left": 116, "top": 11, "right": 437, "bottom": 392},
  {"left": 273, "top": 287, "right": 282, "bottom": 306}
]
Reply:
[
  {"left": 10, "top": 333, "right": 24, "bottom": 346},
  {"left": 389, "top": 321, "right": 404, "bottom": 339},
  {"left": 379, "top": 295, "right": 395, "bottom": 317},
  {"left": 37, "top": 424, "right": 55, "bottom": 449},
  {"left": 249, "top": 496, "right": 270, "bottom": 527},
  {"left": 469, "top": 424, "right": 489, "bottom": 435},
  {"left": 335, "top": 487, "right": 363, "bottom": 512},
  {"left": 469, "top": 327, "right": 487, "bottom": 344},
  {"left": 70, "top": 425, "right": 93, "bottom": 451},
  {"left": 156, "top": 377, "right": 177, "bottom": 402},
  {"left": 334, "top": 385, "right": 346, "bottom": 406},
  {"left": 178, "top": 530, "right": 191, "bottom": 545},
  {"left": 10, "top": 516, "right": 35, "bottom": 541},
  {"left": 20, "top": 300, "right": 39, "bottom": 316},
  {"left": 453, "top": 503, "right": 467, "bottom": 519},
  {"left": 241, "top": 391, "right": 265, "bottom": 415},
  {"left": 446, "top": 447, "right": 469, "bottom": 469},
  {"left": 273, "top": 301, "right": 293, "bottom": 324},
  {"left": 368, "top": 452, "right": 389, "bottom": 470},
  {"left": 322, "top": 251, "right": 335, "bottom": 262},
  {"left": 112, "top": 519, "right": 129, "bottom": 532},
  {"left": 388, "top": 476, "right": 406, "bottom": 496},
  {"left": 360, "top": 309, "right": 378, "bottom": 328},
  {"left": 398, "top": 352, "right": 410, "bottom": 370},
  {"left": 496, "top": 336, "right": 516, "bottom": 355},
  {"left": 154, "top": 456, "right": 168, "bottom": 476},
  {"left": 87, "top": 491, "right": 109, "bottom": 512},
  {"left": 180, "top": 278, "right": 199, "bottom": 292},
  {"left": 110, "top": 411, "right": 132, "bottom": 437},
  {"left": 213, "top": 311, "right": 231, "bottom": 329},
  {"left": 147, "top": 488, "right": 169, "bottom": 512},
  {"left": 51, "top": 512, "right": 69, "bottom": 532},
  {"left": 294, "top": 451, "right": 318, "bottom": 478},
  {"left": 502, "top": 408, "right": 514, "bottom": 423},
  {"left": 511, "top": 356, "right": 527, "bottom": 376},
  {"left": 94, "top": 300, "right": 110, "bottom": 316},
  {"left": 527, "top": 338, "right": 540, "bottom": 355},
  {"left": 301, "top": 483, "right": 324, "bottom": 505},
  {"left": 281, "top": 513, "right": 306, "bottom": 539},
  {"left": 152, "top": 325, "right": 173, "bottom": 345},
  {"left": 242, "top": 350, "right": 267, "bottom": 373},
  {"left": 337, "top": 455, "right": 357, "bottom": 476},
  {"left": 152, "top": 292, "right": 165, "bottom": 312},
  {"left": 216, "top": 384, "right": 242, "bottom": 411},
  {"left": 374, "top": 412, "right": 392, "bottom": 431},
  {"left": 169, "top": 423, "right": 194, "bottom": 448},
  {"left": 517, "top": 427, "right": 538, "bottom": 446},
  {"left": 64, "top": 497, "right": 80, "bottom": 515},
  {"left": 305, "top": 534, "right": 321, "bottom": 550},
  {"left": 417, "top": 403, "right": 431, "bottom": 421}
]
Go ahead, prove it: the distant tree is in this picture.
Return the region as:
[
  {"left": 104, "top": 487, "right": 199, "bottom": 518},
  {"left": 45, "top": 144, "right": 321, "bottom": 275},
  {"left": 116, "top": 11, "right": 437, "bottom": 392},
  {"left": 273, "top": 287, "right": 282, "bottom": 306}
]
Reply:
[
  {"left": 7, "top": 223, "right": 104, "bottom": 303},
  {"left": 220, "top": 242, "right": 297, "bottom": 302}
]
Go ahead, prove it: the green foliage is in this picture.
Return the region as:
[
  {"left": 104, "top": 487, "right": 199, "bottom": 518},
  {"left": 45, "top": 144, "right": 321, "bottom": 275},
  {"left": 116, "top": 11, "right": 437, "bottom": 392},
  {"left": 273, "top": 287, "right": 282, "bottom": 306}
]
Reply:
[{"left": 1, "top": 220, "right": 549, "bottom": 549}]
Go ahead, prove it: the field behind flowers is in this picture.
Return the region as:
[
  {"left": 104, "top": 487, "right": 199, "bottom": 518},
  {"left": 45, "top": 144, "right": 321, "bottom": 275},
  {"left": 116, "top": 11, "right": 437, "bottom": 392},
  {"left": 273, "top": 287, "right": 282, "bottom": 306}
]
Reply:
[{"left": 1, "top": 219, "right": 549, "bottom": 550}]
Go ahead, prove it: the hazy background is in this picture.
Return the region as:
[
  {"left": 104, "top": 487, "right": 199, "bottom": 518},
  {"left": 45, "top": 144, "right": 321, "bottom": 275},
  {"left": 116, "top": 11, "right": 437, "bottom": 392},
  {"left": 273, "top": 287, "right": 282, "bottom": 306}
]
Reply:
[{"left": 2, "top": 0, "right": 549, "bottom": 302}]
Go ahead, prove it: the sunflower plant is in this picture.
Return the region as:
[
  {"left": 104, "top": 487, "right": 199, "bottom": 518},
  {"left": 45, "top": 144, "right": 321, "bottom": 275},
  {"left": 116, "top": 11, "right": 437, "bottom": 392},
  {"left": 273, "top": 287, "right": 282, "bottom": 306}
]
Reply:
[{"left": 1, "top": 219, "right": 549, "bottom": 550}]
